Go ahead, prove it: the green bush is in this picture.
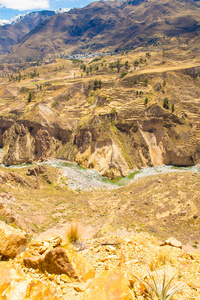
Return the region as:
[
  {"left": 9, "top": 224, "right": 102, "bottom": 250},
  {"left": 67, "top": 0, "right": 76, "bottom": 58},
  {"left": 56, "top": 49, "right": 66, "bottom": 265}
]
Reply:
[
  {"left": 120, "top": 71, "right": 128, "bottom": 78},
  {"left": 163, "top": 98, "right": 169, "bottom": 109},
  {"left": 28, "top": 91, "right": 32, "bottom": 103}
]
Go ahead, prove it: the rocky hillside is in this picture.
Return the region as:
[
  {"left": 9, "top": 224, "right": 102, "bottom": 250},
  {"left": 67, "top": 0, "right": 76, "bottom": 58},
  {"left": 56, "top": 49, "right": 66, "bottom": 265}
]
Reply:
[
  {"left": 0, "top": 145, "right": 199, "bottom": 299},
  {"left": 0, "top": 45, "right": 199, "bottom": 177},
  {"left": 3, "top": 0, "right": 200, "bottom": 61},
  {"left": 0, "top": 220, "right": 200, "bottom": 299},
  {"left": 0, "top": 11, "right": 55, "bottom": 55}
]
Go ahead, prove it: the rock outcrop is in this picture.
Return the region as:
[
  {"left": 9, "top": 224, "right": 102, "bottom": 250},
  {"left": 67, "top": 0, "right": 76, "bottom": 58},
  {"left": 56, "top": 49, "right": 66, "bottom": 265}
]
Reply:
[
  {"left": 0, "top": 262, "right": 61, "bottom": 300},
  {"left": 2, "top": 123, "right": 57, "bottom": 165},
  {"left": 0, "top": 221, "right": 28, "bottom": 259},
  {"left": 161, "top": 237, "right": 182, "bottom": 249},
  {"left": 83, "top": 269, "right": 134, "bottom": 300},
  {"left": 73, "top": 104, "right": 199, "bottom": 176},
  {"left": 23, "top": 236, "right": 95, "bottom": 281}
]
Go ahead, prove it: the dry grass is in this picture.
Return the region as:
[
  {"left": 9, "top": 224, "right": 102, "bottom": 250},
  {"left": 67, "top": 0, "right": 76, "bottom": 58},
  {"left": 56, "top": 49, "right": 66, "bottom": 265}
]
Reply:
[
  {"left": 65, "top": 222, "right": 83, "bottom": 243},
  {"left": 149, "top": 248, "right": 176, "bottom": 270}
]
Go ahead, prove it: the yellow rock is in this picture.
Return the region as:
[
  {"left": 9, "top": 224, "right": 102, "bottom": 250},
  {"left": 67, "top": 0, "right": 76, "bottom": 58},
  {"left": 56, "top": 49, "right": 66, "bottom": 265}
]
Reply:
[
  {"left": 0, "top": 221, "right": 28, "bottom": 259},
  {"left": 0, "top": 262, "right": 61, "bottom": 299},
  {"left": 24, "top": 247, "right": 95, "bottom": 282},
  {"left": 60, "top": 274, "right": 72, "bottom": 283},
  {"left": 73, "top": 285, "right": 84, "bottom": 292},
  {"left": 83, "top": 269, "right": 134, "bottom": 300}
]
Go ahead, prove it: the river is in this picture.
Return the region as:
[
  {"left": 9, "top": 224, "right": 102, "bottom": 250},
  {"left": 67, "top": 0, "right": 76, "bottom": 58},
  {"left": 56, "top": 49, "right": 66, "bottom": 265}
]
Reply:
[{"left": 0, "top": 148, "right": 199, "bottom": 190}]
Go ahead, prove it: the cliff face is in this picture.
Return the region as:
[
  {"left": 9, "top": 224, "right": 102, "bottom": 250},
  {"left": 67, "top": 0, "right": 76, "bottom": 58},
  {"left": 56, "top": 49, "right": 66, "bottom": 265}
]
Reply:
[
  {"left": 1, "top": 104, "right": 198, "bottom": 177},
  {"left": 72, "top": 104, "right": 199, "bottom": 177},
  {"left": 0, "top": 118, "right": 73, "bottom": 166}
]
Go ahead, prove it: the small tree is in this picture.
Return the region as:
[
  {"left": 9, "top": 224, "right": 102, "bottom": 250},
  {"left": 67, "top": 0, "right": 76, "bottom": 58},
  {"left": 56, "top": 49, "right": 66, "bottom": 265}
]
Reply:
[
  {"left": 125, "top": 61, "right": 129, "bottom": 70},
  {"left": 134, "top": 60, "right": 139, "bottom": 67},
  {"left": 93, "top": 79, "right": 102, "bottom": 90},
  {"left": 163, "top": 80, "right": 166, "bottom": 88},
  {"left": 144, "top": 78, "right": 148, "bottom": 86},
  {"left": 172, "top": 103, "right": 175, "bottom": 113},
  {"left": 146, "top": 52, "right": 151, "bottom": 58},
  {"left": 163, "top": 98, "right": 169, "bottom": 109},
  {"left": 117, "top": 60, "right": 121, "bottom": 73},
  {"left": 120, "top": 71, "right": 128, "bottom": 79},
  {"left": 144, "top": 97, "right": 148, "bottom": 105},
  {"left": 28, "top": 91, "right": 32, "bottom": 103}
]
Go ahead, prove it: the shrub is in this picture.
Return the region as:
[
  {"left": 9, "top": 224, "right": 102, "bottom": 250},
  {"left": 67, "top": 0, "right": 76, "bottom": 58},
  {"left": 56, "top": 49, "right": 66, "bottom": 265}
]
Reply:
[
  {"left": 93, "top": 79, "right": 102, "bottom": 90},
  {"left": 146, "top": 52, "right": 151, "bottom": 58},
  {"left": 163, "top": 98, "right": 169, "bottom": 109},
  {"left": 89, "top": 57, "right": 102, "bottom": 64},
  {"left": 65, "top": 94, "right": 71, "bottom": 101},
  {"left": 51, "top": 100, "right": 59, "bottom": 108},
  {"left": 144, "top": 97, "right": 148, "bottom": 105},
  {"left": 125, "top": 60, "right": 129, "bottom": 69},
  {"left": 134, "top": 268, "right": 186, "bottom": 300},
  {"left": 120, "top": 71, "right": 128, "bottom": 78},
  {"left": 65, "top": 222, "right": 83, "bottom": 243},
  {"left": 28, "top": 91, "right": 32, "bottom": 103},
  {"left": 134, "top": 60, "right": 139, "bottom": 66},
  {"left": 172, "top": 104, "right": 175, "bottom": 113}
]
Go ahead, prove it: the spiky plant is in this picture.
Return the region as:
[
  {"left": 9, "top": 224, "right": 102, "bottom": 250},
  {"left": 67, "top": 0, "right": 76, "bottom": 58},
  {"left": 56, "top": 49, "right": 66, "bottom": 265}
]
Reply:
[
  {"left": 134, "top": 268, "right": 186, "bottom": 300},
  {"left": 66, "top": 222, "right": 83, "bottom": 243}
]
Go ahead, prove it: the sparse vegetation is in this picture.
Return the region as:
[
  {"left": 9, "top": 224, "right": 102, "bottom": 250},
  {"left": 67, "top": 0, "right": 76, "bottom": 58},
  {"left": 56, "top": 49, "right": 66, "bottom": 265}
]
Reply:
[
  {"left": 120, "top": 71, "right": 128, "bottom": 78},
  {"left": 65, "top": 222, "right": 83, "bottom": 243},
  {"left": 163, "top": 98, "right": 169, "bottom": 109},
  {"left": 146, "top": 52, "right": 151, "bottom": 58},
  {"left": 134, "top": 268, "right": 186, "bottom": 300},
  {"left": 93, "top": 79, "right": 102, "bottom": 90},
  {"left": 51, "top": 100, "right": 59, "bottom": 108},
  {"left": 28, "top": 91, "right": 33, "bottom": 103}
]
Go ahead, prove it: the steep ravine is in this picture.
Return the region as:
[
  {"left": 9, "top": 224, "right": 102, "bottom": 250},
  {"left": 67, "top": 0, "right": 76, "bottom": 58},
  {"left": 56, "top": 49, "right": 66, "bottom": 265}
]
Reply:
[{"left": 0, "top": 104, "right": 199, "bottom": 178}]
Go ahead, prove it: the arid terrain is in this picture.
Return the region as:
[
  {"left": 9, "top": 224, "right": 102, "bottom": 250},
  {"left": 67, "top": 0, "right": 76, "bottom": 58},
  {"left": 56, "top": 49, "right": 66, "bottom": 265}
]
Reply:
[
  {"left": 0, "top": 42, "right": 199, "bottom": 298},
  {"left": 0, "top": 0, "right": 200, "bottom": 298}
]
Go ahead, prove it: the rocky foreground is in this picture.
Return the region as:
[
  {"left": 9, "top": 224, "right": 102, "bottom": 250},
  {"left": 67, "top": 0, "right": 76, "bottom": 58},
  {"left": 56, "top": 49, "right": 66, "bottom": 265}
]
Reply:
[{"left": 0, "top": 221, "right": 200, "bottom": 300}]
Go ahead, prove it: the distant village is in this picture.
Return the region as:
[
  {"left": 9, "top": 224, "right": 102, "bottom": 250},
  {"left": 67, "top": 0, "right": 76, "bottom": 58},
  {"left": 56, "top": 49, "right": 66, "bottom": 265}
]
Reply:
[{"left": 59, "top": 52, "right": 112, "bottom": 60}]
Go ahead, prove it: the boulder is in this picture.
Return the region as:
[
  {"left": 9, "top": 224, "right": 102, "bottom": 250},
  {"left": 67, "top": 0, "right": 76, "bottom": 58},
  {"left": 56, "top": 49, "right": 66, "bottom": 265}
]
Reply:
[
  {"left": 23, "top": 246, "right": 95, "bottom": 282},
  {"left": 0, "top": 221, "right": 28, "bottom": 259},
  {"left": 83, "top": 269, "right": 134, "bottom": 300},
  {"left": 0, "top": 262, "right": 60, "bottom": 299},
  {"left": 160, "top": 237, "right": 182, "bottom": 249}
]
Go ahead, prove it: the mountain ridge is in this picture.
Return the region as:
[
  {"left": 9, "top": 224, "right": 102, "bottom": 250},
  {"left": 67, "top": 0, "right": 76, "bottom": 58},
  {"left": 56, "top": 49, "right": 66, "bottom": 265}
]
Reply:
[
  {"left": 3, "top": 0, "right": 200, "bottom": 62},
  {"left": 0, "top": 10, "right": 56, "bottom": 55}
]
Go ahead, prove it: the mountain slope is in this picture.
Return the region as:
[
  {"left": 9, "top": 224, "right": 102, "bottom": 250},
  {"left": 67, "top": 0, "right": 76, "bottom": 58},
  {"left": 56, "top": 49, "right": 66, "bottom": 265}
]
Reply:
[
  {"left": 0, "top": 11, "right": 55, "bottom": 55},
  {"left": 7, "top": 0, "right": 200, "bottom": 61}
]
